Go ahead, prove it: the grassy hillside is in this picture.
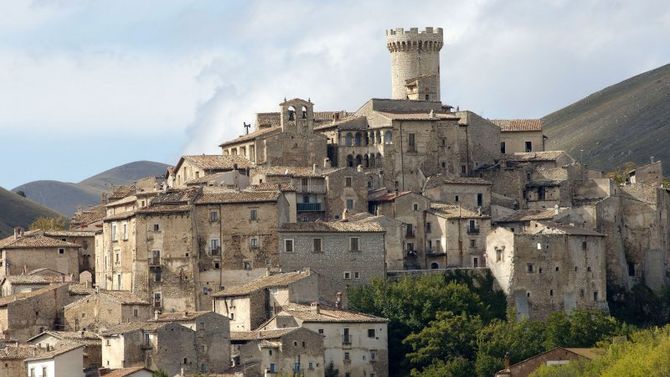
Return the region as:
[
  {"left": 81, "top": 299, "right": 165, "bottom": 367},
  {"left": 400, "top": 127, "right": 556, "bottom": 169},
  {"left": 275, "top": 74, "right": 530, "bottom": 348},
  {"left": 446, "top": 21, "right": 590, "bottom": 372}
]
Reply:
[
  {"left": 12, "top": 180, "right": 100, "bottom": 216},
  {"left": 79, "top": 160, "right": 169, "bottom": 191},
  {"left": 0, "top": 187, "right": 64, "bottom": 238},
  {"left": 543, "top": 63, "right": 670, "bottom": 174},
  {"left": 12, "top": 160, "right": 169, "bottom": 216}
]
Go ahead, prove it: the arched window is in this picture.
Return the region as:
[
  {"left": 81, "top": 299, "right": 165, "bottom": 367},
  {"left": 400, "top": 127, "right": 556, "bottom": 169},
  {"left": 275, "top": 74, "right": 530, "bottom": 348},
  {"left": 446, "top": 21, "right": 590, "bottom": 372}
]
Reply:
[
  {"left": 369, "top": 132, "right": 374, "bottom": 145},
  {"left": 363, "top": 155, "right": 369, "bottom": 168},
  {"left": 355, "top": 132, "right": 362, "bottom": 146},
  {"left": 301, "top": 105, "right": 308, "bottom": 119},
  {"left": 355, "top": 155, "right": 362, "bottom": 167},
  {"left": 344, "top": 133, "right": 353, "bottom": 147},
  {"left": 346, "top": 155, "right": 354, "bottom": 168},
  {"left": 430, "top": 262, "right": 439, "bottom": 269},
  {"left": 377, "top": 153, "right": 383, "bottom": 167},
  {"left": 369, "top": 154, "right": 376, "bottom": 167},
  {"left": 288, "top": 106, "right": 296, "bottom": 121},
  {"left": 384, "top": 130, "right": 392, "bottom": 144},
  {"left": 376, "top": 131, "right": 382, "bottom": 144}
]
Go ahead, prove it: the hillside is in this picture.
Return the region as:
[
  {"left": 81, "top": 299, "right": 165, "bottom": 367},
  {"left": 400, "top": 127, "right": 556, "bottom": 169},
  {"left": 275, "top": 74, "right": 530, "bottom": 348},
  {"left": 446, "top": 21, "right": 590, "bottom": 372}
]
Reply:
[
  {"left": 13, "top": 160, "right": 169, "bottom": 216},
  {"left": 543, "top": 63, "right": 670, "bottom": 174},
  {"left": 0, "top": 187, "right": 64, "bottom": 238}
]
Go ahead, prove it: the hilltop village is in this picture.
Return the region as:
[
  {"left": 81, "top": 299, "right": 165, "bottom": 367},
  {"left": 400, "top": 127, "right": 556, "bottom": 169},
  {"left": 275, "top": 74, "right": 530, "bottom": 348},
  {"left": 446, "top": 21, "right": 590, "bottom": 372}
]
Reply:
[{"left": 1, "top": 26, "right": 669, "bottom": 377}]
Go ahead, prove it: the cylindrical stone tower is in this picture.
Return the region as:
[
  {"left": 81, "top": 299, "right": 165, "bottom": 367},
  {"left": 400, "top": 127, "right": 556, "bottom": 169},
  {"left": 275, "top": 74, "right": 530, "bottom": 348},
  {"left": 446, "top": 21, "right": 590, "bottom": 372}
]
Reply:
[{"left": 386, "top": 27, "right": 443, "bottom": 101}]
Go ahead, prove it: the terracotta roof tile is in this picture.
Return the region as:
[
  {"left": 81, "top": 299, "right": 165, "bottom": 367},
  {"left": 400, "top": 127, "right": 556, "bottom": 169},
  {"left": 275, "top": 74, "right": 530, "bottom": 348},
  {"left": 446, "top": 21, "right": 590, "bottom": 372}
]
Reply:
[
  {"left": 212, "top": 270, "right": 312, "bottom": 297},
  {"left": 423, "top": 175, "right": 491, "bottom": 190},
  {"left": 103, "top": 367, "right": 154, "bottom": 377},
  {"left": 182, "top": 155, "right": 253, "bottom": 171},
  {"left": 219, "top": 127, "right": 281, "bottom": 147},
  {"left": 0, "top": 233, "right": 80, "bottom": 250},
  {"left": 151, "top": 311, "right": 213, "bottom": 322},
  {"left": 195, "top": 188, "right": 280, "bottom": 204},
  {"left": 429, "top": 204, "right": 489, "bottom": 219},
  {"left": 280, "top": 303, "right": 387, "bottom": 323},
  {"left": 231, "top": 328, "right": 299, "bottom": 341},
  {"left": 506, "top": 151, "right": 567, "bottom": 162},
  {"left": 0, "top": 344, "right": 43, "bottom": 360},
  {"left": 0, "top": 284, "right": 67, "bottom": 307},
  {"left": 376, "top": 111, "right": 458, "bottom": 121},
  {"left": 100, "top": 321, "right": 169, "bottom": 336},
  {"left": 25, "top": 342, "right": 83, "bottom": 361},
  {"left": 497, "top": 209, "right": 557, "bottom": 223},
  {"left": 279, "top": 221, "right": 384, "bottom": 233},
  {"left": 491, "top": 119, "right": 543, "bottom": 132}
]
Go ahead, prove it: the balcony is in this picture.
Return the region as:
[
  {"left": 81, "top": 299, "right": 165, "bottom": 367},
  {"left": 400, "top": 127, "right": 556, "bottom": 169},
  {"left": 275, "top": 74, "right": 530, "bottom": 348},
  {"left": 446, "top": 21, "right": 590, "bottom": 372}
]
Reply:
[
  {"left": 405, "top": 229, "right": 416, "bottom": 238},
  {"left": 466, "top": 227, "right": 480, "bottom": 235},
  {"left": 426, "top": 249, "right": 445, "bottom": 257},
  {"left": 210, "top": 247, "right": 220, "bottom": 256},
  {"left": 297, "top": 203, "right": 323, "bottom": 212}
]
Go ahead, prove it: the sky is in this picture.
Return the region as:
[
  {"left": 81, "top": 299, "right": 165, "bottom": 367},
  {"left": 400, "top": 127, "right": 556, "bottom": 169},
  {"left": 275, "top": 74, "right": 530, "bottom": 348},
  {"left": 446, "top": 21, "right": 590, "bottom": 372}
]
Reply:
[{"left": 1, "top": 0, "right": 669, "bottom": 189}]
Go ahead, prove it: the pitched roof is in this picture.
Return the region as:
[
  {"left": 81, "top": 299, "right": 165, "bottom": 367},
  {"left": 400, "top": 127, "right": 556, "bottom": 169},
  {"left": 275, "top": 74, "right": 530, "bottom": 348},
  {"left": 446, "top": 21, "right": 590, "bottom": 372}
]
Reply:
[
  {"left": 29, "top": 331, "right": 101, "bottom": 346},
  {"left": 212, "top": 270, "right": 312, "bottom": 297},
  {"left": 25, "top": 342, "right": 83, "bottom": 362},
  {"left": 367, "top": 189, "right": 412, "bottom": 202},
  {"left": 43, "top": 230, "right": 96, "bottom": 238},
  {"left": 0, "top": 233, "right": 80, "bottom": 250},
  {"left": 532, "top": 222, "right": 606, "bottom": 237},
  {"left": 219, "top": 126, "right": 281, "bottom": 147},
  {"left": 376, "top": 111, "right": 458, "bottom": 121},
  {"left": 506, "top": 151, "right": 567, "bottom": 162},
  {"left": 497, "top": 209, "right": 557, "bottom": 223},
  {"left": 3, "top": 274, "right": 69, "bottom": 285},
  {"left": 0, "top": 284, "right": 67, "bottom": 307},
  {"left": 70, "top": 205, "right": 106, "bottom": 228},
  {"left": 103, "top": 367, "right": 154, "bottom": 377},
  {"left": 99, "top": 321, "right": 169, "bottom": 336},
  {"left": 230, "top": 328, "right": 298, "bottom": 341},
  {"left": 490, "top": 119, "right": 543, "bottom": 132},
  {"left": 151, "top": 311, "right": 214, "bottom": 322},
  {"left": 279, "top": 303, "right": 388, "bottom": 323},
  {"left": 423, "top": 175, "right": 491, "bottom": 190},
  {"left": 180, "top": 154, "right": 253, "bottom": 171},
  {"left": 99, "top": 290, "right": 150, "bottom": 305},
  {"left": 195, "top": 188, "right": 280, "bottom": 204},
  {"left": 279, "top": 221, "right": 384, "bottom": 233},
  {"left": 253, "top": 166, "right": 330, "bottom": 178},
  {"left": 429, "top": 203, "right": 489, "bottom": 219}
]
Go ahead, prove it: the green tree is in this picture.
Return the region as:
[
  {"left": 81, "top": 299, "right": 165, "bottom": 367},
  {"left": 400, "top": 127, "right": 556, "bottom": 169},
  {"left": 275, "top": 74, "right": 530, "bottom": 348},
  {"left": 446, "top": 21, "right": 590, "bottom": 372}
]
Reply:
[
  {"left": 29, "top": 216, "right": 67, "bottom": 231},
  {"left": 324, "top": 361, "right": 339, "bottom": 377},
  {"left": 410, "top": 357, "right": 473, "bottom": 377},
  {"left": 544, "top": 309, "right": 626, "bottom": 349}
]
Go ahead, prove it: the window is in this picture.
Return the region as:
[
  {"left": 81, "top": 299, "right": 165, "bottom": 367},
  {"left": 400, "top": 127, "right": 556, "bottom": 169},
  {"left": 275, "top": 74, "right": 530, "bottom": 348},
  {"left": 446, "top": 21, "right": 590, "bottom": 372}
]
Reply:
[
  {"left": 371, "top": 350, "right": 377, "bottom": 361},
  {"left": 313, "top": 238, "right": 322, "bottom": 253},
  {"left": 550, "top": 289, "right": 554, "bottom": 296},
  {"left": 628, "top": 262, "right": 636, "bottom": 277},
  {"left": 594, "top": 291, "right": 599, "bottom": 301},
  {"left": 343, "top": 271, "right": 351, "bottom": 280},
  {"left": 455, "top": 195, "right": 459, "bottom": 202},
  {"left": 527, "top": 263, "right": 534, "bottom": 273},
  {"left": 496, "top": 249, "right": 503, "bottom": 262},
  {"left": 345, "top": 177, "right": 353, "bottom": 187},
  {"left": 42, "top": 367, "right": 47, "bottom": 377},
  {"left": 525, "top": 141, "right": 533, "bottom": 152},
  {"left": 408, "top": 133, "right": 416, "bottom": 152},
  {"left": 210, "top": 239, "right": 220, "bottom": 255},
  {"left": 301, "top": 178, "right": 309, "bottom": 188},
  {"left": 115, "top": 251, "right": 120, "bottom": 264},
  {"left": 214, "top": 262, "right": 220, "bottom": 269},
  {"left": 153, "top": 224, "right": 160, "bottom": 232},
  {"left": 249, "top": 209, "right": 258, "bottom": 221},
  {"left": 133, "top": 307, "right": 139, "bottom": 317},
  {"left": 368, "top": 329, "right": 376, "bottom": 338},
  {"left": 473, "top": 257, "right": 479, "bottom": 268},
  {"left": 183, "top": 357, "right": 189, "bottom": 365},
  {"left": 537, "top": 242, "right": 542, "bottom": 250},
  {"left": 555, "top": 266, "right": 560, "bottom": 272},
  {"left": 249, "top": 237, "right": 259, "bottom": 249},
  {"left": 477, "top": 193, "right": 483, "bottom": 207},
  {"left": 210, "top": 211, "right": 218, "bottom": 222},
  {"left": 350, "top": 237, "right": 360, "bottom": 252},
  {"left": 582, "top": 241, "right": 587, "bottom": 250},
  {"left": 122, "top": 223, "right": 128, "bottom": 240},
  {"left": 344, "top": 352, "right": 350, "bottom": 360},
  {"left": 470, "top": 239, "right": 476, "bottom": 248},
  {"left": 58, "top": 248, "right": 64, "bottom": 254},
  {"left": 284, "top": 239, "right": 294, "bottom": 253},
  {"left": 500, "top": 142, "right": 506, "bottom": 154},
  {"left": 154, "top": 270, "right": 161, "bottom": 282},
  {"left": 430, "top": 262, "right": 439, "bottom": 269},
  {"left": 318, "top": 329, "right": 324, "bottom": 334},
  {"left": 111, "top": 223, "right": 117, "bottom": 241},
  {"left": 354, "top": 272, "right": 360, "bottom": 279},
  {"left": 587, "top": 266, "right": 592, "bottom": 272},
  {"left": 412, "top": 203, "right": 419, "bottom": 211},
  {"left": 346, "top": 199, "right": 354, "bottom": 210},
  {"left": 426, "top": 222, "right": 432, "bottom": 233},
  {"left": 30, "top": 368, "right": 35, "bottom": 377}
]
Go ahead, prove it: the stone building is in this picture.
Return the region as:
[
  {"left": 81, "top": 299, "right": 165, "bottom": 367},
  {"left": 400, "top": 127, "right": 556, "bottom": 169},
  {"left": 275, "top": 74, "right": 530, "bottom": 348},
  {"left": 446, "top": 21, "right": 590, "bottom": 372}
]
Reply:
[
  {"left": 150, "top": 311, "right": 231, "bottom": 374},
  {"left": 0, "top": 343, "right": 46, "bottom": 377},
  {"left": 347, "top": 212, "right": 406, "bottom": 271},
  {"left": 423, "top": 175, "right": 493, "bottom": 213},
  {"left": 28, "top": 330, "right": 102, "bottom": 371},
  {"left": 97, "top": 185, "right": 291, "bottom": 312},
  {"left": 425, "top": 203, "right": 491, "bottom": 269},
  {"left": 220, "top": 98, "right": 329, "bottom": 168},
  {"left": 260, "top": 303, "right": 389, "bottom": 377},
  {"left": 495, "top": 347, "right": 599, "bottom": 377},
  {"left": 167, "top": 154, "right": 252, "bottom": 188},
  {"left": 0, "top": 269, "right": 72, "bottom": 296},
  {"left": 231, "top": 327, "right": 325, "bottom": 377},
  {"left": 63, "top": 290, "right": 151, "bottom": 331},
  {"left": 24, "top": 343, "right": 84, "bottom": 377},
  {"left": 212, "top": 269, "right": 318, "bottom": 332},
  {"left": 278, "top": 221, "right": 386, "bottom": 304},
  {"left": 491, "top": 119, "right": 545, "bottom": 154},
  {"left": 0, "top": 228, "right": 80, "bottom": 282},
  {"left": 250, "top": 165, "right": 369, "bottom": 221},
  {"left": 0, "top": 284, "right": 70, "bottom": 341},
  {"left": 100, "top": 319, "right": 229, "bottom": 376},
  {"left": 486, "top": 222, "right": 608, "bottom": 319},
  {"left": 40, "top": 230, "right": 96, "bottom": 280}
]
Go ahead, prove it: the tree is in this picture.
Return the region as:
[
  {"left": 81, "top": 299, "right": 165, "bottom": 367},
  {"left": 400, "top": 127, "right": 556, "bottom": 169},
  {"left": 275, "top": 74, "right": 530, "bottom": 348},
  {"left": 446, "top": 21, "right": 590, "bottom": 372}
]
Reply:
[
  {"left": 29, "top": 216, "right": 67, "bottom": 231},
  {"left": 349, "top": 275, "right": 492, "bottom": 376},
  {"left": 410, "top": 358, "right": 472, "bottom": 377},
  {"left": 544, "top": 309, "right": 626, "bottom": 349},
  {"left": 404, "top": 311, "right": 482, "bottom": 372},
  {"left": 152, "top": 370, "right": 168, "bottom": 377}
]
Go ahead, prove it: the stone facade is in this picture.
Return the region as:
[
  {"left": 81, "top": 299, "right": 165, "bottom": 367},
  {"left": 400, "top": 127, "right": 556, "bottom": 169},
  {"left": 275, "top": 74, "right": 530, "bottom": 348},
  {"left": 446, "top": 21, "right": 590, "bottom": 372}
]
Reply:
[
  {"left": 486, "top": 222, "right": 608, "bottom": 320},
  {"left": 0, "top": 284, "right": 70, "bottom": 341},
  {"left": 63, "top": 290, "right": 151, "bottom": 331}
]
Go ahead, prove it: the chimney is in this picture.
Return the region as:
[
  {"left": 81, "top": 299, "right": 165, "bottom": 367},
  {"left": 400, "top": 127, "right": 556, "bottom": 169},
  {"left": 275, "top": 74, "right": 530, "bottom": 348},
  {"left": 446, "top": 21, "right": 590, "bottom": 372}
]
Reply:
[
  {"left": 310, "top": 302, "right": 320, "bottom": 314},
  {"left": 335, "top": 292, "right": 343, "bottom": 309},
  {"left": 13, "top": 227, "right": 23, "bottom": 240},
  {"left": 154, "top": 310, "right": 160, "bottom": 321}
]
